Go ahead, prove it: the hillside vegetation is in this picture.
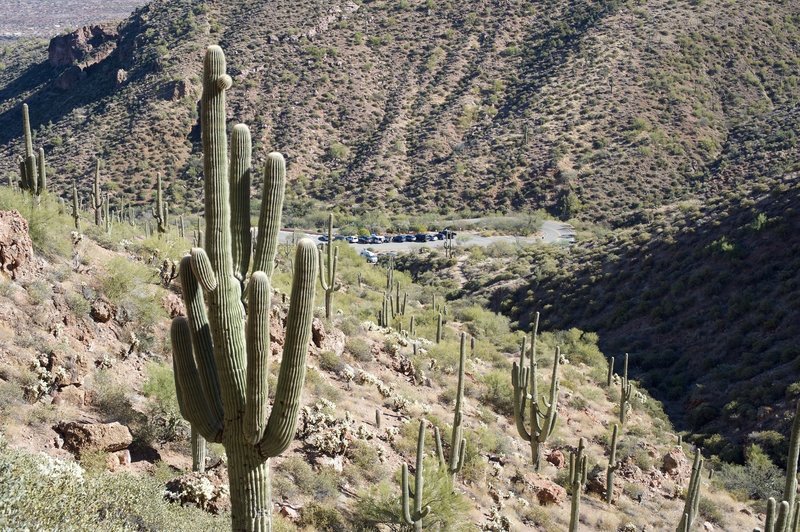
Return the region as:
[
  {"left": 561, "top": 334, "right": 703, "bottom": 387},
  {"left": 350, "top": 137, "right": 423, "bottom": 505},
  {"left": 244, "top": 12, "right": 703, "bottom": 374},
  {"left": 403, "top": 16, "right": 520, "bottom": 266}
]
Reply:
[{"left": 0, "top": 0, "right": 798, "bottom": 223}]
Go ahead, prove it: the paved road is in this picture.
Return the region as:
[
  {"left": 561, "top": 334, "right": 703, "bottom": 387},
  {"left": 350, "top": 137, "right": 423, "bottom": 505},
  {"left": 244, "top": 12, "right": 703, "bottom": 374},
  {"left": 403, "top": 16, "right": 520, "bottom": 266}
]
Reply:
[{"left": 276, "top": 220, "right": 576, "bottom": 253}]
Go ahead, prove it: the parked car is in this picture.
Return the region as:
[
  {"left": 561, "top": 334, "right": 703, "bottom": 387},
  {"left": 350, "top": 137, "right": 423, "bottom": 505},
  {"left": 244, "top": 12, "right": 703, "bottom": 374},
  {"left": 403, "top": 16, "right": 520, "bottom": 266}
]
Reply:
[
  {"left": 359, "top": 249, "right": 378, "bottom": 263},
  {"left": 414, "top": 233, "right": 428, "bottom": 242},
  {"left": 391, "top": 235, "right": 406, "bottom": 243},
  {"left": 333, "top": 234, "right": 347, "bottom": 241},
  {"left": 358, "top": 236, "right": 370, "bottom": 244},
  {"left": 318, "top": 235, "right": 329, "bottom": 242},
  {"left": 403, "top": 234, "right": 415, "bottom": 242},
  {"left": 346, "top": 235, "right": 359, "bottom": 243},
  {"left": 369, "top": 234, "right": 385, "bottom": 244},
  {"left": 437, "top": 229, "right": 457, "bottom": 239}
]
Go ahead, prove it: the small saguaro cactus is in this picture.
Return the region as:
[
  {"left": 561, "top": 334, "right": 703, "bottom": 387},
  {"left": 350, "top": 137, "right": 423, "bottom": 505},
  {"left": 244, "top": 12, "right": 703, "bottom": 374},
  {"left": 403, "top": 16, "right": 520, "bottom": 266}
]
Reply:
[
  {"left": 90, "top": 159, "right": 104, "bottom": 226},
  {"left": 677, "top": 448, "right": 703, "bottom": 532},
  {"left": 443, "top": 229, "right": 455, "bottom": 258},
  {"left": 436, "top": 312, "right": 442, "bottom": 343},
  {"left": 103, "top": 193, "right": 112, "bottom": 235},
  {"left": 19, "top": 104, "right": 40, "bottom": 198},
  {"left": 170, "top": 45, "right": 318, "bottom": 531},
  {"left": 607, "top": 356, "right": 614, "bottom": 387},
  {"left": 375, "top": 409, "right": 382, "bottom": 430},
  {"left": 606, "top": 423, "right": 620, "bottom": 504},
  {"left": 568, "top": 438, "right": 588, "bottom": 532},
  {"left": 511, "top": 312, "right": 561, "bottom": 470},
  {"left": 191, "top": 428, "right": 207, "bottom": 473},
  {"left": 318, "top": 213, "right": 340, "bottom": 320},
  {"left": 70, "top": 180, "right": 80, "bottom": 230},
  {"left": 782, "top": 400, "right": 800, "bottom": 526},
  {"left": 152, "top": 174, "right": 168, "bottom": 236},
  {"left": 386, "top": 254, "right": 394, "bottom": 291},
  {"left": 620, "top": 352, "right": 633, "bottom": 424},
  {"left": 37, "top": 147, "right": 47, "bottom": 196},
  {"left": 400, "top": 420, "right": 431, "bottom": 531},
  {"left": 434, "top": 332, "right": 468, "bottom": 480}
]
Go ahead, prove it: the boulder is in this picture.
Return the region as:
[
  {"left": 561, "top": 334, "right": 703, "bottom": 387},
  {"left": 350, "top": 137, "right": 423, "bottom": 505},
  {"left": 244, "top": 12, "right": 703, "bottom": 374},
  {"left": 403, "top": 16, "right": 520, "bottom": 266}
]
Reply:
[
  {"left": 53, "top": 385, "right": 85, "bottom": 407},
  {"left": 532, "top": 477, "right": 566, "bottom": 506},
  {"left": 0, "top": 210, "right": 34, "bottom": 280},
  {"left": 164, "top": 292, "right": 185, "bottom": 319},
  {"left": 164, "top": 470, "right": 230, "bottom": 514},
  {"left": 546, "top": 449, "right": 566, "bottom": 469},
  {"left": 54, "top": 421, "right": 132, "bottom": 456},
  {"left": 662, "top": 446, "right": 687, "bottom": 476},
  {"left": 106, "top": 449, "right": 131, "bottom": 471},
  {"left": 90, "top": 299, "right": 115, "bottom": 323}
]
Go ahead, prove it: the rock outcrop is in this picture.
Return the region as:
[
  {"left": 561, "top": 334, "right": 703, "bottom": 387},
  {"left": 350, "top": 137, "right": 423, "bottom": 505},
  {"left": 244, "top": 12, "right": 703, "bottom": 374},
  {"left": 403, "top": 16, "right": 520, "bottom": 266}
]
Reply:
[
  {"left": 54, "top": 421, "right": 133, "bottom": 456},
  {"left": 48, "top": 24, "right": 119, "bottom": 68},
  {"left": 0, "top": 210, "right": 34, "bottom": 280}
]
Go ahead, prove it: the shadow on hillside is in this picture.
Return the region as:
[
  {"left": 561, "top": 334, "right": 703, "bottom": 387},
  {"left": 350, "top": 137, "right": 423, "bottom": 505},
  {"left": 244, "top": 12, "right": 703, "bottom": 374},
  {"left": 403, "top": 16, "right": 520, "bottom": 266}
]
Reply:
[{"left": 493, "top": 181, "right": 800, "bottom": 457}]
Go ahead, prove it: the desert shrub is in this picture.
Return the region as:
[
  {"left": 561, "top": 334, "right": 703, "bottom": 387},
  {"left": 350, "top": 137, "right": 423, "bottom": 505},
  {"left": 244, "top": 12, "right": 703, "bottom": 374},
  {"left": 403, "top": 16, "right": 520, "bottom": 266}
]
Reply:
[
  {"left": 318, "top": 351, "right": 344, "bottom": 373},
  {"left": 346, "top": 440, "right": 385, "bottom": 483},
  {"left": 274, "top": 456, "right": 339, "bottom": 502},
  {"left": 698, "top": 496, "right": 724, "bottom": 525},
  {"left": 481, "top": 370, "right": 513, "bottom": 416},
  {"left": 91, "top": 370, "right": 137, "bottom": 426},
  {"left": 0, "top": 436, "right": 226, "bottom": 529},
  {"left": 298, "top": 502, "right": 347, "bottom": 531},
  {"left": 346, "top": 337, "right": 372, "bottom": 362},
  {"left": 64, "top": 290, "right": 90, "bottom": 316},
  {"left": 353, "top": 459, "right": 470, "bottom": 530},
  {"left": 141, "top": 362, "right": 187, "bottom": 444},
  {"left": 717, "top": 444, "right": 784, "bottom": 501}
]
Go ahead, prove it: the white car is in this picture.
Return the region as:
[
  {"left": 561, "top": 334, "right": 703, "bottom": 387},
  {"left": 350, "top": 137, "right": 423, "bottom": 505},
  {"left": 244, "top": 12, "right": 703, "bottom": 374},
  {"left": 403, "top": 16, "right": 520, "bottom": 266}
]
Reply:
[{"left": 360, "top": 249, "right": 378, "bottom": 263}]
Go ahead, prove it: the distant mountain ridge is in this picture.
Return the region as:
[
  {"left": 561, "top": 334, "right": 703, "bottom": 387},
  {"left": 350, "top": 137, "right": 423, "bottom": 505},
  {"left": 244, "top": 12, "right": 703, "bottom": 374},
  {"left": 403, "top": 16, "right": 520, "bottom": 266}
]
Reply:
[{"left": 0, "top": 0, "right": 797, "bottom": 223}]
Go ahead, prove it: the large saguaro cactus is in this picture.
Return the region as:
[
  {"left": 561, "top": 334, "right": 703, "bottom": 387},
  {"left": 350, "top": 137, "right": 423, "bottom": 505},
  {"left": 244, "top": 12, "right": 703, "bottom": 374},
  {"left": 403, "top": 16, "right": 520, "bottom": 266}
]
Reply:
[
  {"left": 19, "top": 104, "right": 46, "bottom": 202},
  {"left": 568, "top": 438, "right": 588, "bottom": 532},
  {"left": 511, "top": 312, "right": 561, "bottom": 470},
  {"left": 620, "top": 352, "right": 633, "bottom": 424},
  {"left": 170, "top": 45, "right": 318, "bottom": 532},
  {"left": 401, "top": 420, "right": 431, "bottom": 531},
  {"left": 606, "top": 423, "right": 620, "bottom": 504},
  {"left": 152, "top": 174, "right": 168, "bottom": 236},
  {"left": 434, "top": 332, "right": 468, "bottom": 481},
  {"left": 677, "top": 448, "right": 703, "bottom": 532}
]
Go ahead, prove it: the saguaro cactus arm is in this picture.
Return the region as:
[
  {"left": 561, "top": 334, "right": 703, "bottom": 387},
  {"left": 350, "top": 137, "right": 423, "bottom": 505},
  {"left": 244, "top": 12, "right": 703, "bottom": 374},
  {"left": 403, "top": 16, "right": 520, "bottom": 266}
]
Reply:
[{"left": 401, "top": 420, "right": 431, "bottom": 529}]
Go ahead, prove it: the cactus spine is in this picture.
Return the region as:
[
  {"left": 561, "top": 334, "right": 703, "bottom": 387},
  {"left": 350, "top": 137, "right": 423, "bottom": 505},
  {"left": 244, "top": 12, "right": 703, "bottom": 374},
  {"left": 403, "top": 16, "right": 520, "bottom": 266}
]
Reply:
[
  {"left": 318, "top": 213, "right": 339, "bottom": 320},
  {"left": 91, "top": 159, "right": 104, "bottom": 226},
  {"left": 620, "top": 352, "right": 632, "bottom": 424},
  {"left": 434, "top": 332, "right": 468, "bottom": 480},
  {"left": 677, "top": 448, "right": 703, "bottom": 532},
  {"left": 170, "top": 45, "right": 318, "bottom": 531},
  {"left": 511, "top": 312, "right": 560, "bottom": 470},
  {"left": 71, "top": 180, "right": 80, "bottom": 230},
  {"left": 152, "top": 174, "right": 167, "bottom": 236},
  {"left": 568, "top": 438, "right": 588, "bottom": 532},
  {"left": 191, "top": 427, "right": 207, "bottom": 473},
  {"left": 606, "top": 423, "right": 619, "bottom": 504},
  {"left": 401, "top": 420, "right": 431, "bottom": 531}
]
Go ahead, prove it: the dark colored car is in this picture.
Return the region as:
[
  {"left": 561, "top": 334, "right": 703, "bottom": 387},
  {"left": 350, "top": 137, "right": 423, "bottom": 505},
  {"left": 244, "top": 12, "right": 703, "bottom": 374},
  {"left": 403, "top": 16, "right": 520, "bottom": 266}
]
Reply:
[
  {"left": 333, "top": 235, "right": 347, "bottom": 241},
  {"left": 358, "top": 236, "right": 370, "bottom": 244},
  {"left": 368, "top": 236, "right": 383, "bottom": 244},
  {"left": 414, "top": 233, "right": 428, "bottom": 243},
  {"left": 391, "top": 235, "right": 405, "bottom": 243},
  {"left": 318, "top": 235, "right": 329, "bottom": 242},
  {"left": 403, "top": 234, "right": 415, "bottom": 242}
]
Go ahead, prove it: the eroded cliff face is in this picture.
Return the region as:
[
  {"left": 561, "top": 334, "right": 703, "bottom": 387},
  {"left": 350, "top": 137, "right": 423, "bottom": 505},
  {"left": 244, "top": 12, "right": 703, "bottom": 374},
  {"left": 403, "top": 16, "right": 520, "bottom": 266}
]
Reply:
[{"left": 47, "top": 24, "right": 120, "bottom": 90}]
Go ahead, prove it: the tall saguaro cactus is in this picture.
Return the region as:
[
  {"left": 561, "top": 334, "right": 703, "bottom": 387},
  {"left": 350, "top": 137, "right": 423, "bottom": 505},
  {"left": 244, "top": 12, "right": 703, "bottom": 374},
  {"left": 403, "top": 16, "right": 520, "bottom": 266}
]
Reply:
[
  {"left": 153, "top": 174, "right": 168, "bottom": 235},
  {"left": 318, "top": 213, "right": 339, "bottom": 319},
  {"left": 677, "top": 448, "right": 703, "bottom": 532},
  {"left": 170, "top": 45, "right": 318, "bottom": 532},
  {"left": 782, "top": 401, "right": 800, "bottom": 526},
  {"left": 19, "top": 104, "right": 46, "bottom": 202},
  {"left": 71, "top": 180, "right": 80, "bottom": 230},
  {"left": 401, "top": 420, "right": 431, "bottom": 531},
  {"left": 91, "top": 159, "right": 104, "bottom": 226},
  {"left": 511, "top": 312, "right": 561, "bottom": 470},
  {"left": 434, "top": 332, "right": 468, "bottom": 480},
  {"left": 606, "top": 424, "right": 620, "bottom": 504},
  {"left": 620, "top": 352, "right": 633, "bottom": 424},
  {"left": 568, "top": 438, "right": 588, "bottom": 532}
]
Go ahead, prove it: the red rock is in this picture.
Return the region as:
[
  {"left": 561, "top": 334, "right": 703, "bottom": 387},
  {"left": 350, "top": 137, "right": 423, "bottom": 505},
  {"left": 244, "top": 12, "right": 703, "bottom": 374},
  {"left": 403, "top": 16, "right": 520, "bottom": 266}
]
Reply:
[
  {"left": 532, "top": 477, "right": 566, "bottom": 506},
  {"left": 90, "top": 299, "right": 114, "bottom": 323},
  {"left": 54, "top": 421, "right": 132, "bottom": 456},
  {"left": 546, "top": 449, "right": 566, "bottom": 468}
]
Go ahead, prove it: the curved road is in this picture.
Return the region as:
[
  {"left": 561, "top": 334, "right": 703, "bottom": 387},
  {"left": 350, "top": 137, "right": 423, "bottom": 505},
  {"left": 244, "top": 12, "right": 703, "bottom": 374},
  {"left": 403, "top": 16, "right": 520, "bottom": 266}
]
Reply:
[{"left": 276, "top": 220, "right": 576, "bottom": 252}]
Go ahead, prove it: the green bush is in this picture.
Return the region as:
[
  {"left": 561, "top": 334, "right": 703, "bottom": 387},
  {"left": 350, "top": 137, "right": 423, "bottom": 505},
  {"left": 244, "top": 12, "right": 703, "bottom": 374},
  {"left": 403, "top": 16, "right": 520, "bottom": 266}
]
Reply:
[
  {"left": 353, "top": 458, "right": 470, "bottom": 530},
  {"left": 318, "top": 351, "right": 344, "bottom": 373},
  {"left": 717, "top": 444, "right": 784, "bottom": 501},
  {"left": 346, "top": 337, "right": 372, "bottom": 362},
  {"left": 298, "top": 502, "right": 347, "bottom": 531},
  {"left": 481, "top": 370, "right": 513, "bottom": 416},
  {"left": 0, "top": 436, "right": 226, "bottom": 529}
]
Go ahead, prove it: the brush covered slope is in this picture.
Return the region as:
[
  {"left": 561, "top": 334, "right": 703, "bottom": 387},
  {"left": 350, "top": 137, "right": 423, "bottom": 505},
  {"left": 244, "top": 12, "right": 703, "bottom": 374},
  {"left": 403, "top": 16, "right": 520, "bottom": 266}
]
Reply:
[
  {"left": 0, "top": 186, "right": 773, "bottom": 531},
  {"left": 459, "top": 107, "right": 800, "bottom": 463},
  {"left": 0, "top": 0, "right": 799, "bottom": 222}
]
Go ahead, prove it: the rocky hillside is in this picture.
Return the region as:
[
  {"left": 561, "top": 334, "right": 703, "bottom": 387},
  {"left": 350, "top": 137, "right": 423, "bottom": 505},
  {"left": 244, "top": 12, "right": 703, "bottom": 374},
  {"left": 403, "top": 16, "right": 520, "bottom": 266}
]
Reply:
[
  {"left": 0, "top": 0, "right": 798, "bottom": 223},
  {"left": 0, "top": 185, "right": 777, "bottom": 530}
]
